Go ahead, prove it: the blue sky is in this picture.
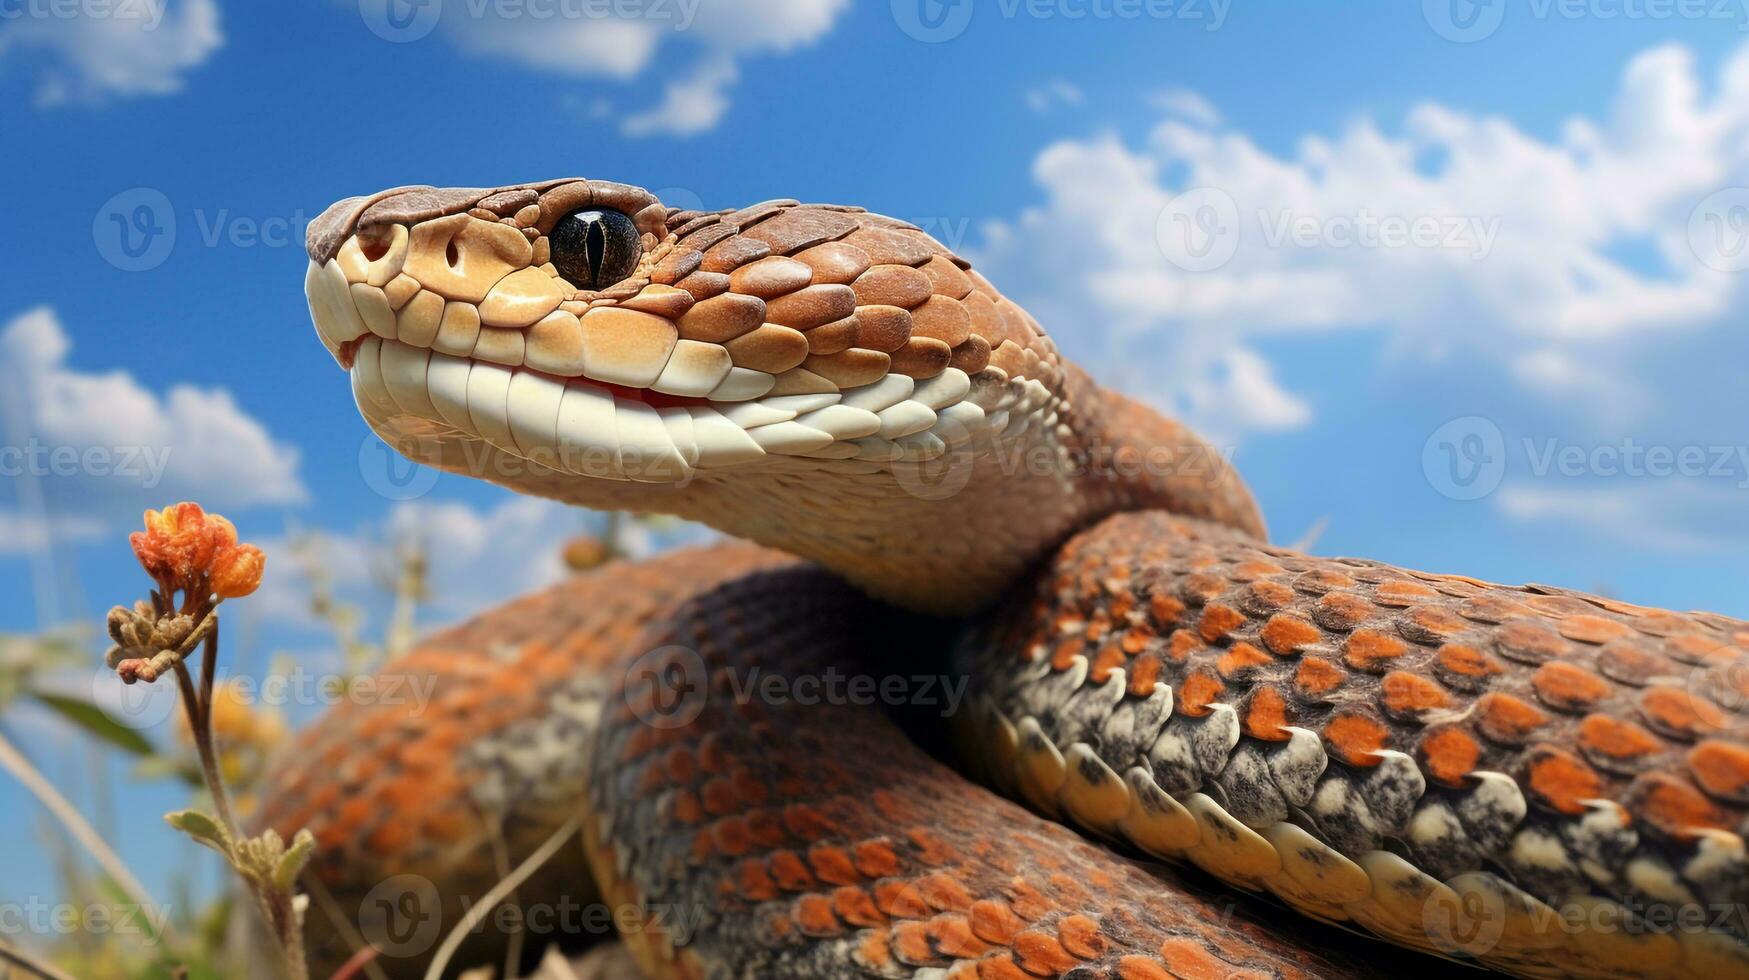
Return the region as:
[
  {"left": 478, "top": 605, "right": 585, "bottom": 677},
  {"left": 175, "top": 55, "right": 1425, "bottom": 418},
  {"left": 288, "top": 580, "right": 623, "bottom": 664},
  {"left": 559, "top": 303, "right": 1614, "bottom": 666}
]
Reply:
[{"left": 2, "top": 0, "right": 1748, "bottom": 933}]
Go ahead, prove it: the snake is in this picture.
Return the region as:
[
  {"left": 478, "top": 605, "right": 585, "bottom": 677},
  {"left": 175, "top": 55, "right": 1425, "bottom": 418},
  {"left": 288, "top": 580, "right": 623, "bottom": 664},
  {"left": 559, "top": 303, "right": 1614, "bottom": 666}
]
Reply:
[{"left": 256, "top": 178, "right": 1749, "bottom": 980}]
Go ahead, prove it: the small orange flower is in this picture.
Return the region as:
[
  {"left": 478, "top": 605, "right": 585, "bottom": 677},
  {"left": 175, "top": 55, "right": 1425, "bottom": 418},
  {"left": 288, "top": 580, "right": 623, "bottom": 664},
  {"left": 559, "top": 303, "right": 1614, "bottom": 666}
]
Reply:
[
  {"left": 211, "top": 543, "right": 267, "bottom": 599},
  {"left": 128, "top": 502, "right": 265, "bottom": 600}
]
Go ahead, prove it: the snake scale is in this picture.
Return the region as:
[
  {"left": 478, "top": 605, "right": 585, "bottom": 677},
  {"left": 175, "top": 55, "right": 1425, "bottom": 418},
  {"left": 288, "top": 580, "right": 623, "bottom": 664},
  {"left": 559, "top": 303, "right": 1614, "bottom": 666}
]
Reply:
[{"left": 257, "top": 179, "right": 1749, "bottom": 980}]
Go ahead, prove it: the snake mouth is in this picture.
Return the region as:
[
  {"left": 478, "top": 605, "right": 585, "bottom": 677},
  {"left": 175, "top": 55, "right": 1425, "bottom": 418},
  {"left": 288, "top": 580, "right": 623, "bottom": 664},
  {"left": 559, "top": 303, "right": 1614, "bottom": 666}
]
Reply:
[
  {"left": 307, "top": 251, "right": 981, "bottom": 485},
  {"left": 302, "top": 179, "right": 1056, "bottom": 490}
]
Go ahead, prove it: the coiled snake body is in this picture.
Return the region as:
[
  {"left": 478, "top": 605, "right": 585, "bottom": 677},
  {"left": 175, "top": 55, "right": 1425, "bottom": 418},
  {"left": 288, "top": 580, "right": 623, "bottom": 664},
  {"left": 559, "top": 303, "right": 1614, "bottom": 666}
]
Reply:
[{"left": 260, "top": 180, "right": 1749, "bottom": 979}]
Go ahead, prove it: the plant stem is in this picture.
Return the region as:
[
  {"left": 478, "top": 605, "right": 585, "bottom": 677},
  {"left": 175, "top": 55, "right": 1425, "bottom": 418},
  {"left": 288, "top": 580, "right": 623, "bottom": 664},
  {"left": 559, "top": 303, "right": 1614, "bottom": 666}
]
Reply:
[
  {"left": 175, "top": 625, "right": 236, "bottom": 837},
  {"left": 0, "top": 938, "right": 80, "bottom": 980},
  {"left": 0, "top": 727, "right": 171, "bottom": 946}
]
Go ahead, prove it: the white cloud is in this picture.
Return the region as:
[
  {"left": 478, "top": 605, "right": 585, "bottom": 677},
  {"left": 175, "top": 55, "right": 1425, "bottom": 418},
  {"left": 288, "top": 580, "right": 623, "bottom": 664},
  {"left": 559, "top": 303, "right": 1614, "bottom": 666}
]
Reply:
[
  {"left": 0, "top": 0, "right": 222, "bottom": 106},
  {"left": 0, "top": 307, "right": 306, "bottom": 555},
  {"left": 1497, "top": 481, "right": 1749, "bottom": 553},
  {"left": 1149, "top": 87, "right": 1219, "bottom": 127},
  {"left": 251, "top": 494, "right": 712, "bottom": 634},
  {"left": 973, "top": 41, "right": 1749, "bottom": 436},
  {"left": 622, "top": 54, "right": 737, "bottom": 138},
  {"left": 422, "top": 0, "right": 850, "bottom": 138},
  {"left": 1024, "top": 79, "right": 1083, "bottom": 115}
]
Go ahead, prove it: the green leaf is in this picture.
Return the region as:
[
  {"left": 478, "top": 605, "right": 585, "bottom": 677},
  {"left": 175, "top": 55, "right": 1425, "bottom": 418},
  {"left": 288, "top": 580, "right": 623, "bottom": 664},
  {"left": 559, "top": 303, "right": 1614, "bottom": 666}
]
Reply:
[
  {"left": 29, "top": 690, "right": 156, "bottom": 757},
  {"left": 165, "top": 809, "right": 232, "bottom": 857},
  {"left": 272, "top": 829, "right": 316, "bottom": 892}
]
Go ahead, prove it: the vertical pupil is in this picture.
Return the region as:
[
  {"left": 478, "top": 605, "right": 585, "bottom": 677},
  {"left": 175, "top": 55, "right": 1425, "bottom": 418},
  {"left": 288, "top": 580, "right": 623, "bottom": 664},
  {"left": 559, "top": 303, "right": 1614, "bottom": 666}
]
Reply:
[{"left": 586, "top": 219, "right": 606, "bottom": 286}]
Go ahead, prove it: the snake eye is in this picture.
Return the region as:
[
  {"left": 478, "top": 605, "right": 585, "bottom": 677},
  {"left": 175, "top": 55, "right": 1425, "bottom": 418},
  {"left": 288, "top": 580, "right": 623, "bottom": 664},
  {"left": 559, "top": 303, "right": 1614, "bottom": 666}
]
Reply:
[{"left": 549, "top": 208, "right": 641, "bottom": 290}]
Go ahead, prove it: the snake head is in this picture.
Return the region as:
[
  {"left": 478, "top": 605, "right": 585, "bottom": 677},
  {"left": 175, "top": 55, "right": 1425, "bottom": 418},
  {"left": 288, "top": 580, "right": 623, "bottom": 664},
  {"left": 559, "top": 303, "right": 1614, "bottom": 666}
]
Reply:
[{"left": 304, "top": 178, "right": 1064, "bottom": 507}]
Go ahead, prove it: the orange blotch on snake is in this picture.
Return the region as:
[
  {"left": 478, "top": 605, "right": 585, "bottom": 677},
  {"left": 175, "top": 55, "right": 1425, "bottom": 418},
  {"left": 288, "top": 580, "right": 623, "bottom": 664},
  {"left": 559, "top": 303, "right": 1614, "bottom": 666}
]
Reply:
[
  {"left": 1436, "top": 642, "right": 1504, "bottom": 680},
  {"left": 1531, "top": 661, "right": 1611, "bottom": 712},
  {"left": 1639, "top": 685, "right": 1729, "bottom": 738},
  {"left": 852, "top": 840, "right": 902, "bottom": 879},
  {"left": 1242, "top": 687, "right": 1293, "bottom": 740},
  {"left": 1381, "top": 670, "right": 1451, "bottom": 718},
  {"left": 1525, "top": 746, "right": 1604, "bottom": 815},
  {"left": 873, "top": 880, "right": 933, "bottom": 919},
  {"left": 1558, "top": 614, "right": 1635, "bottom": 645},
  {"left": 969, "top": 899, "right": 1025, "bottom": 945},
  {"left": 1578, "top": 714, "right": 1662, "bottom": 762},
  {"left": 1012, "top": 931, "right": 1080, "bottom": 976},
  {"left": 1157, "top": 938, "right": 1245, "bottom": 980},
  {"left": 1217, "top": 642, "right": 1273, "bottom": 679},
  {"left": 1418, "top": 727, "right": 1482, "bottom": 787},
  {"left": 1259, "top": 613, "right": 1321, "bottom": 656},
  {"left": 1343, "top": 628, "right": 1408, "bottom": 671},
  {"left": 832, "top": 886, "right": 886, "bottom": 927},
  {"left": 1475, "top": 692, "right": 1549, "bottom": 743},
  {"left": 1198, "top": 603, "right": 1246, "bottom": 643},
  {"left": 1324, "top": 712, "right": 1389, "bottom": 765},
  {"left": 1057, "top": 914, "right": 1108, "bottom": 959},
  {"left": 1629, "top": 772, "right": 1733, "bottom": 835},
  {"left": 795, "top": 894, "right": 844, "bottom": 937},
  {"left": 1688, "top": 740, "right": 1749, "bottom": 800},
  {"left": 1175, "top": 670, "right": 1225, "bottom": 717},
  {"left": 1294, "top": 656, "right": 1344, "bottom": 698}
]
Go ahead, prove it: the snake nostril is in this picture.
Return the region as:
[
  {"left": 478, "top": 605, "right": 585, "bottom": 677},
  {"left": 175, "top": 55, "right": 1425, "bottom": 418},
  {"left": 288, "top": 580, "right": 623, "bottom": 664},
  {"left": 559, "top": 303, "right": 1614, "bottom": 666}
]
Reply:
[
  {"left": 356, "top": 227, "right": 391, "bottom": 263},
  {"left": 445, "top": 240, "right": 460, "bottom": 268}
]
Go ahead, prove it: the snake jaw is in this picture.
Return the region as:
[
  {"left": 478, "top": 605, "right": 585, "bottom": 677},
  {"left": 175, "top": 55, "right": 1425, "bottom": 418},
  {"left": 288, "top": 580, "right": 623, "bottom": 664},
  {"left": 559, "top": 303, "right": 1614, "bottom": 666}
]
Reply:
[{"left": 301, "top": 178, "right": 1072, "bottom": 500}]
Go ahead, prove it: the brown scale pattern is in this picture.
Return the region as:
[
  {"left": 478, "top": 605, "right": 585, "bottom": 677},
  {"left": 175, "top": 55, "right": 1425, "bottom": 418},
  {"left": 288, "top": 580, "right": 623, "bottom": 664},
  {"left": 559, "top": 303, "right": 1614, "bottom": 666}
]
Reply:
[
  {"left": 254, "top": 551, "right": 790, "bottom": 978},
  {"left": 967, "top": 511, "right": 1749, "bottom": 958},
  {"left": 658, "top": 200, "right": 1062, "bottom": 392},
  {"left": 262, "top": 546, "right": 1430, "bottom": 980},
  {"left": 583, "top": 549, "right": 1425, "bottom": 979},
  {"left": 984, "top": 511, "right": 1749, "bottom": 834}
]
